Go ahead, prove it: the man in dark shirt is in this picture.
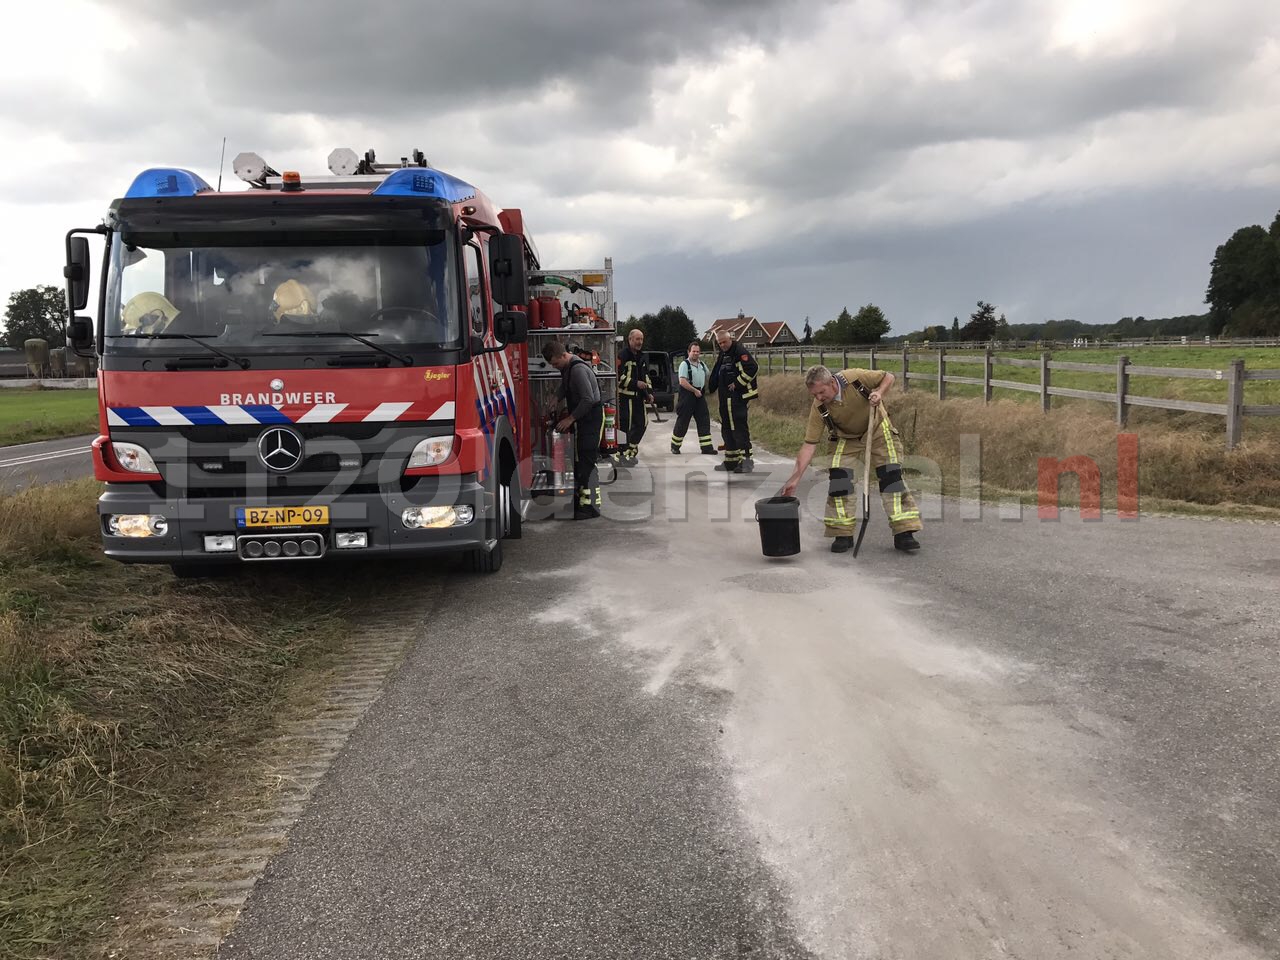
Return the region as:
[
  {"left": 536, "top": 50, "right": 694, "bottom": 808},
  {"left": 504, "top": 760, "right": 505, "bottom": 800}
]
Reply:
[
  {"left": 615, "top": 328, "right": 651, "bottom": 467},
  {"left": 544, "top": 340, "right": 604, "bottom": 519},
  {"left": 708, "top": 330, "right": 759, "bottom": 473}
]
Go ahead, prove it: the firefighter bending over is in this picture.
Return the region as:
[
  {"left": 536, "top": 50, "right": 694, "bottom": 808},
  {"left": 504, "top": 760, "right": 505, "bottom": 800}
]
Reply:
[
  {"left": 544, "top": 340, "right": 604, "bottom": 520},
  {"left": 615, "top": 328, "right": 650, "bottom": 467},
  {"left": 709, "top": 329, "right": 758, "bottom": 473},
  {"left": 781, "top": 365, "right": 922, "bottom": 553}
]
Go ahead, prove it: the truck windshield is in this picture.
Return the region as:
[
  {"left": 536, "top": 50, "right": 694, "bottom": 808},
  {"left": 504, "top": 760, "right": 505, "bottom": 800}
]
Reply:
[{"left": 103, "top": 234, "right": 458, "bottom": 359}]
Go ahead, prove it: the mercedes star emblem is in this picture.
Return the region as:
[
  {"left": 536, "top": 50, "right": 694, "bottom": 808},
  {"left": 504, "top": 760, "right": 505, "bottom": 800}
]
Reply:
[
  {"left": 270, "top": 378, "right": 285, "bottom": 391},
  {"left": 257, "top": 427, "right": 304, "bottom": 473}
]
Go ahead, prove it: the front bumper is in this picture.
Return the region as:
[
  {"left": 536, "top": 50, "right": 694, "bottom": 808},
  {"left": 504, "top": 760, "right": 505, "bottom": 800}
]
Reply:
[{"left": 98, "top": 475, "right": 491, "bottom": 564}]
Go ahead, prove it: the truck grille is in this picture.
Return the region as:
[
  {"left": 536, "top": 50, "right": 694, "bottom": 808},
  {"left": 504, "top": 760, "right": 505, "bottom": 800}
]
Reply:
[{"left": 109, "top": 423, "right": 450, "bottom": 499}]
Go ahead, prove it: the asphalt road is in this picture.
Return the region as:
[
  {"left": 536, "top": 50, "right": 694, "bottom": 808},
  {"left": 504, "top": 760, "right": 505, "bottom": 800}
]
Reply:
[
  {"left": 0, "top": 434, "right": 94, "bottom": 493},
  {"left": 206, "top": 432, "right": 1279, "bottom": 959}
]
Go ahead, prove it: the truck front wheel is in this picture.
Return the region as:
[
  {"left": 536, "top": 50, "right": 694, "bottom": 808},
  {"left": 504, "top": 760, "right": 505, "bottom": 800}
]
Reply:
[
  {"left": 466, "top": 474, "right": 515, "bottom": 574},
  {"left": 466, "top": 536, "right": 503, "bottom": 573}
]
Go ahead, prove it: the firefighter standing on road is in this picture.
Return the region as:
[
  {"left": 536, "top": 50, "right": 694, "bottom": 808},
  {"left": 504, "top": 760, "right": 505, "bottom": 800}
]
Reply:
[
  {"left": 709, "top": 329, "right": 758, "bottom": 473},
  {"left": 670, "top": 341, "right": 715, "bottom": 456},
  {"left": 544, "top": 340, "right": 603, "bottom": 520},
  {"left": 781, "top": 365, "right": 922, "bottom": 553},
  {"left": 615, "top": 328, "right": 650, "bottom": 467}
]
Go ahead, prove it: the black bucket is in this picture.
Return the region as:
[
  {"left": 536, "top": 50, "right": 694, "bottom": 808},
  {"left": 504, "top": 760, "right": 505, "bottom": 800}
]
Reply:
[{"left": 755, "top": 496, "right": 801, "bottom": 557}]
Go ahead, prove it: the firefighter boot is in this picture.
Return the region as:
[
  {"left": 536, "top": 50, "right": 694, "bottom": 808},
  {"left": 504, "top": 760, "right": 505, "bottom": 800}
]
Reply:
[
  {"left": 894, "top": 532, "right": 921, "bottom": 552},
  {"left": 831, "top": 536, "right": 854, "bottom": 553}
]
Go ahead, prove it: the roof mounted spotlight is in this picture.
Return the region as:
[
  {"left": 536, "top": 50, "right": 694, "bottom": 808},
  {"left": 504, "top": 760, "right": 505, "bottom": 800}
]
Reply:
[
  {"left": 328, "top": 147, "right": 360, "bottom": 176},
  {"left": 412, "top": 149, "right": 429, "bottom": 167},
  {"left": 232, "top": 152, "right": 279, "bottom": 188}
]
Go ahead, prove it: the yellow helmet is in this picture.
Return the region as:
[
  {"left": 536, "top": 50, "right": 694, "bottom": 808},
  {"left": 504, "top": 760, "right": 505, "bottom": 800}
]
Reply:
[
  {"left": 272, "top": 279, "right": 319, "bottom": 322},
  {"left": 122, "top": 291, "right": 179, "bottom": 334}
]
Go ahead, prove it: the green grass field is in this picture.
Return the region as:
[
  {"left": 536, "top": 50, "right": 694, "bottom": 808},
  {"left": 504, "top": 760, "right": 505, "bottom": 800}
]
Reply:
[{"left": 0, "top": 388, "right": 98, "bottom": 446}]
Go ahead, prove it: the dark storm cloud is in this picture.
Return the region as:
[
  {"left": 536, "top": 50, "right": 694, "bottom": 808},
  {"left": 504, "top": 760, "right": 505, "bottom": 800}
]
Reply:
[
  {"left": 126, "top": 0, "right": 832, "bottom": 125},
  {"left": 719, "top": 22, "right": 1273, "bottom": 200}
]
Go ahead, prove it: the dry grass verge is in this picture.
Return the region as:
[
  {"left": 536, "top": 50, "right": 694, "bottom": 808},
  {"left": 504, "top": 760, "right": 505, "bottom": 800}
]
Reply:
[
  {"left": 0, "top": 480, "right": 357, "bottom": 959},
  {"left": 750, "top": 375, "right": 1280, "bottom": 517}
]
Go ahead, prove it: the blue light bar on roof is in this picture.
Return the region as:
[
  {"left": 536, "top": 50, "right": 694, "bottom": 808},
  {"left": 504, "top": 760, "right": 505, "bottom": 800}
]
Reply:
[
  {"left": 124, "top": 168, "right": 214, "bottom": 199},
  {"left": 372, "top": 167, "right": 477, "bottom": 203}
]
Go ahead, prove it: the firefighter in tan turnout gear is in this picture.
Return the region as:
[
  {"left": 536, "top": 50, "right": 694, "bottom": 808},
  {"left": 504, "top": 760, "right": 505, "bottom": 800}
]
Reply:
[{"left": 781, "top": 365, "right": 923, "bottom": 553}]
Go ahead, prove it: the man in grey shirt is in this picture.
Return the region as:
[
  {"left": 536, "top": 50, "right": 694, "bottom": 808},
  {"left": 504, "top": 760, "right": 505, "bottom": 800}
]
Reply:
[{"left": 545, "top": 340, "right": 604, "bottom": 519}]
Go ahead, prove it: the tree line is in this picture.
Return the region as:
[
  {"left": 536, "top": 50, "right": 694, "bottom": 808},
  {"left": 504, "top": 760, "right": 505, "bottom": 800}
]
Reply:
[{"left": 905, "top": 307, "right": 1212, "bottom": 343}]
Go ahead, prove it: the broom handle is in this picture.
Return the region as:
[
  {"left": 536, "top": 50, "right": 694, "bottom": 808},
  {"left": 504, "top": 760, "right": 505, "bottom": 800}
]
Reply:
[{"left": 863, "top": 403, "right": 877, "bottom": 511}]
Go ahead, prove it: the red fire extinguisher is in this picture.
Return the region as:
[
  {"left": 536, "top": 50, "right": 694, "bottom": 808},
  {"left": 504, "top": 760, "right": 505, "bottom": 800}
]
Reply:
[{"left": 602, "top": 402, "right": 618, "bottom": 454}]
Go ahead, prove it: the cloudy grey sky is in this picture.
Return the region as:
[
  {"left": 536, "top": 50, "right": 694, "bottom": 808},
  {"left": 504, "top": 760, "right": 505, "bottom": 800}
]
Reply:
[{"left": 1, "top": 0, "right": 1277, "bottom": 335}]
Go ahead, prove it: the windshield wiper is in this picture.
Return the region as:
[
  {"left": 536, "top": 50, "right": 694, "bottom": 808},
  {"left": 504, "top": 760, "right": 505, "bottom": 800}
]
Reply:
[
  {"left": 106, "top": 333, "right": 250, "bottom": 369},
  {"left": 262, "top": 331, "right": 412, "bottom": 366}
]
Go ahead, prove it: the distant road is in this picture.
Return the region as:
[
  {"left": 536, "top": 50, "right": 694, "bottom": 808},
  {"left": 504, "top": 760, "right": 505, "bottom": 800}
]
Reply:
[{"left": 0, "top": 435, "right": 95, "bottom": 493}]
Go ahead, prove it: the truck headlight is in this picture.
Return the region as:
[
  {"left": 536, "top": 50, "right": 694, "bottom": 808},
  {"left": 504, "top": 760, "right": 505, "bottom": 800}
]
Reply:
[
  {"left": 402, "top": 506, "right": 456, "bottom": 529},
  {"left": 112, "top": 442, "right": 158, "bottom": 474},
  {"left": 407, "top": 437, "right": 453, "bottom": 469},
  {"left": 108, "top": 514, "right": 168, "bottom": 537}
]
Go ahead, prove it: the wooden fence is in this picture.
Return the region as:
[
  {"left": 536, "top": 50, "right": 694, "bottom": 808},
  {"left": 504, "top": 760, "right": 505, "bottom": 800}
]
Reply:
[
  {"left": 760, "top": 347, "right": 1280, "bottom": 450},
  {"left": 757, "top": 335, "right": 1280, "bottom": 351}
]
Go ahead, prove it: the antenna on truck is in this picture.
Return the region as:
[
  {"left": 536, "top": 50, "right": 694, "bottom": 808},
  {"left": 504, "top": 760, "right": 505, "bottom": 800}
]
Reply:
[{"left": 217, "top": 136, "right": 227, "bottom": 192}]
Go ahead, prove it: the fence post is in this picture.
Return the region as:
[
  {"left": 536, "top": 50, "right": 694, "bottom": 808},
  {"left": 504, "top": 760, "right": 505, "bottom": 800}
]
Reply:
[
  {"left": 818, "top": 349, "right": 825, "bottom": 369},
  {"left": 983, "top": 347, "right": 993, "bottom": 403},
  {"left": 901, "top": 347, "right": 910, "bottom": 393},
  {"left": 938, "top": 346, "right": 947, "bottom": 401},
  {"left": 1040, "top": 353, "right": 1050, "bottom": 413},
  {"left": 1226, "top": 358, "right": 1245, "bottom": 450},
  {"left": 869, "top": 347, "right": 877, "bottom": 370},
  {"left": 842, "top": 348, "right": 848, "bottom": 369},
  {"left": 1116, "top": 355, "right": 1129, "bottom": 426},
  {"left": 767, "top": 351, "right": 773, "bottom": 375}
]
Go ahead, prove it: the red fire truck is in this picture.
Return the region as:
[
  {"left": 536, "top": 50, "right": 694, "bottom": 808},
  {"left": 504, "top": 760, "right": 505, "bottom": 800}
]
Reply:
[{"left": 63, "top": 148, "right": 612, "bottom": 575}]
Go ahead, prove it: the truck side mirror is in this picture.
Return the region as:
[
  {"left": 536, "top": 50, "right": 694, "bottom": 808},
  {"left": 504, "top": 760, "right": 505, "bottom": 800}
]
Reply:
[
  {"left": 64, "top": 235, "right": 91, "bottom": 311},
  {"left": 68, "top": 316, "right": 94, "bottom": 352},
  {"left": 488, "top": 234, "right": 527, "bottom": 306},
  {"left": 494, "top": 311, "right": 528, "bottom": 346}
]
